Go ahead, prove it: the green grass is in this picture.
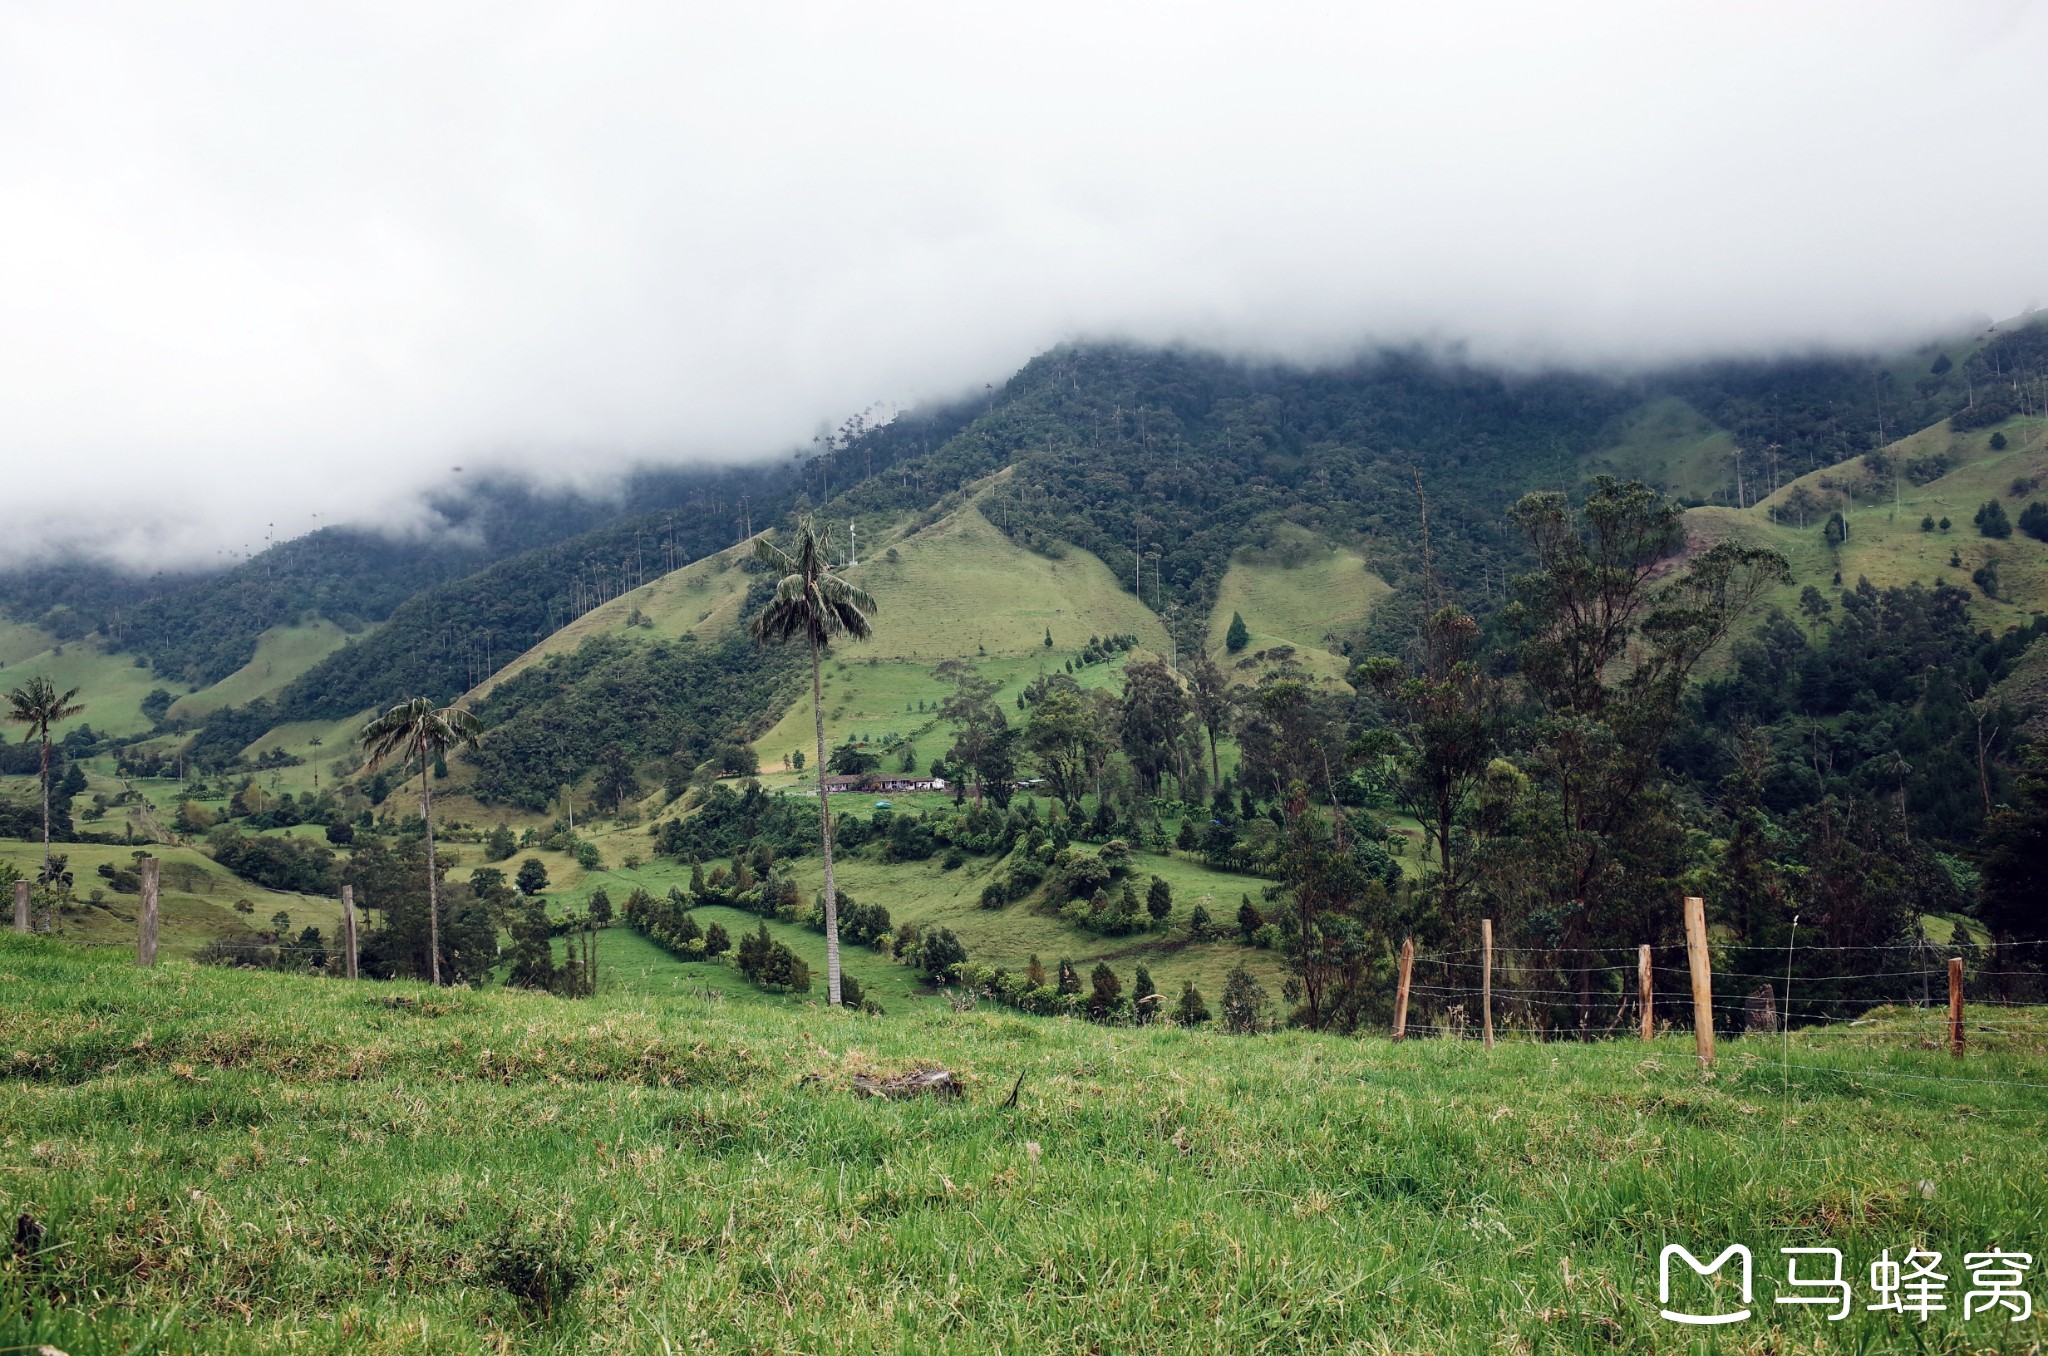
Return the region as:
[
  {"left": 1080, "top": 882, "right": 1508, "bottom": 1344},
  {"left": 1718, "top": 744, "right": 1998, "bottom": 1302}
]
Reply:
[
  {"left": 167, "top": 620, "right": 361, "bottom": 721},
  {"left": 1583, "top": 396, "right": 1742, "bottom": 506},
  {"left": 751, "top": 651, "right": 1140, "bottom": 776},
  {"left": 0, "top": 633, "right": 189, "bottom": 739},
  {"left": 467, "top": 538, "right": 760, "bottom": 703},
  {"left": 788, "top": 846, "right": 1293, "bottom": 1002},
  {"left": 3, "top": 936, "right": 2045, "bottom": 1353},
  {"left": 1699, "top": 413, "right": 2048, "bottom": 629},
  {"left": 1203, "top": 526, "right": 1387, "bottom": 687},
  {"left": 469, "top": 820, "right": 1292, "bottom": 1011},
  {"left": 0, "top": 838, "right": 346, "bottom": 956}
]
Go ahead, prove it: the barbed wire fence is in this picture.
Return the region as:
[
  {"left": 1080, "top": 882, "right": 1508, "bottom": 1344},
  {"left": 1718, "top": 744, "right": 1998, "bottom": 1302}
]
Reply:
[{"left": 1387, "top": 901, "right": 2048, "bottom": 1111}]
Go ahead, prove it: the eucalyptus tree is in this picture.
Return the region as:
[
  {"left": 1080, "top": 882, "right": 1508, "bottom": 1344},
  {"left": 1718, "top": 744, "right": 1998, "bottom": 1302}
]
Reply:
[
  {"left": 5, "top": 677, "right": 83, "bottom": 885},
  {"left": 359, "top": 697, "right": 483, "bottom": 985},
  {"left": 752, "top": 516, "right": 877, "bottom": 1006}
]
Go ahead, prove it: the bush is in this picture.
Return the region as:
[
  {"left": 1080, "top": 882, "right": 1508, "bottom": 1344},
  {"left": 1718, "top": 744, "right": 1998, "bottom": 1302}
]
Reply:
[
  {"left": 921, "top": 927, "right": 967, "bottom": 983},
  {"left": 1145, "top": 876, "right": 1172, "bottom": 923},
  {"left": 1220, "top": 963, "right": 1272, "bottom": 1034},
  {"left": 1087, "top": 963, "right": 1123, "bottom": 1020},
  {"left": 1174, "top": 980, "right": 1211, "bottom": 1025},
  {"left": 2019, "top": 501, "right": 2048, "bottom": 543},
  {"left": 1975, "top": 499, "right": 2012, "bottom": 539},
  {"left": 734, "top": 922, "right": 811, "bottom": 993}
]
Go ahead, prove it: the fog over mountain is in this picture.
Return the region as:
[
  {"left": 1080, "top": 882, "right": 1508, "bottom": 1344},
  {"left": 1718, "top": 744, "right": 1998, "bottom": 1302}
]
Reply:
[{"left": 3, "top": 0, "right": 2045, "bottom": 567}]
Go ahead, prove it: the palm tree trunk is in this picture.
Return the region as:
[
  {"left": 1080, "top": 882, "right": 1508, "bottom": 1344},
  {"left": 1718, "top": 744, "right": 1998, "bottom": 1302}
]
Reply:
[
  {"left": 812, "top": 639, "right": 842, "bottom": 1005},
  {"left": 421, "top": 756, "right": 441, "bottom": 986},
  {"left": 38, "top": 734, "right": 52, "bottom": 885}
]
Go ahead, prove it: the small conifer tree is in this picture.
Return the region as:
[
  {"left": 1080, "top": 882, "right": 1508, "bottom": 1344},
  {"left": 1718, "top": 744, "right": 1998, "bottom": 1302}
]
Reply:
[
  {"left": 1220, "top": 962, "right": 1271, "bottom": 1034},
  {"left": 1189, "top": 903, "right": 1213, "bottom": 939},
  {"left": 1237, "top": 894, "right": 1264, "bottom": 942},
  {"left": 1132, "top": 964, "right": 1158, "bottom": 1022},
  {"left": 1174, "top": 980, "right": 1211, "bottom": 1025},
  {"left": 1225, "top": 611, "right": 1250, "bottom": 653},
  {"left": 1146, "top": 875, "right": 1172, "bottom": 923},
  {"left": 1976, "top": 499, "right": 2013, "bottom": 538},
  {"left": 1088, "top": 962, "right": 1122, "bottom": 1019}
]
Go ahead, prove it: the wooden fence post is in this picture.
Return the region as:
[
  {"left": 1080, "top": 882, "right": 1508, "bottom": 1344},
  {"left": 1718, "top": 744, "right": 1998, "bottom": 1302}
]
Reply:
[
  {"left": 11, "top": 878, "right": 27, "bottom": 934},
  {"left": 1948, "top": 957, "right": 1965, "bottom": 1058},
  {"left": 136, "top": 857, "right": 160, "bottom": 968},
  {"left": 340, "top": 884, "right": 359, "bottom": 981},
  {"left": 1638, "top": 943, "right": 1653, "bottom": 1042},
  {"left": 1392, "top": 937, "right": 1414, "bottom": 1041},
  {"left": 1480, "top": 918, "right": 1495, "bottom": 1050},
  {"left": 1683, "top": 895, "right": 1713, "bottom": 1068}
]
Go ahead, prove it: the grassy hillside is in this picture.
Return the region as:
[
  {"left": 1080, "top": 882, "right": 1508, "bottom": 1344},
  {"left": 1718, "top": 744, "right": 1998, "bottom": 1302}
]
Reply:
[
  {"left": 3, "top": 937, "right": 2044, "bottom": 1353},
  {"left": 1203, "top": 526, "right": 1388, "bottom": 686},
  {"left": 1688, "top": 413, "right": 2048, "bottom": 627},
  {"left": 0, "top": 631, "right": 188, "bottom": 740},
  {"left": 464, "top": 538, "right": 760, "bottom": 704},
  {"left": 750, "top": 494, "right": 1170, "bottom": 769},
  {"left": 0, "top": 839, "right": 347, "bottom": 956},
  {"left": 1582, "top": 395, "right": 1742, "bottom": 505},
  {"left": 167, "top": 620, "right": 360, "bottom": 721}
]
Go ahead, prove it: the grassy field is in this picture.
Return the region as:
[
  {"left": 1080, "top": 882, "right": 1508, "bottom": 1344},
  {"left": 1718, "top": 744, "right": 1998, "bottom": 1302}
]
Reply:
[
  {"left": 1581, "top": 395, "right": 1742, "bottom": 506},
  {"left": 748, "top": 495, "right": 1169, "bottom": 770},
  {"left": 167, "top": 621, "right": 361, "bottom": 721},
  {"left": 0, "top": 838, "right": 347, "bottom": 957},
  {"left": 0, "top": 630, "right": 188, "bottom": 740},
  {"left": 1203, "top": 526, "right": 1388, "bottom": 688},
  {"left": 1692, "top": 413, "right": 2048, "bottom": 631},
  {"left": 467, "top": 539, "right": 760, "bottom": 704},
  {"left": 3, "top": 936, "right": 2044, "bottom": 1354}
]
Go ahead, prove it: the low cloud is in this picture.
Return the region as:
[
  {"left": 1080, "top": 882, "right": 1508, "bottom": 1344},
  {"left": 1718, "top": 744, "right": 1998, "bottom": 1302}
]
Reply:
[{"left": 2, "top": 0, "right": 2043, "bottom": 566}]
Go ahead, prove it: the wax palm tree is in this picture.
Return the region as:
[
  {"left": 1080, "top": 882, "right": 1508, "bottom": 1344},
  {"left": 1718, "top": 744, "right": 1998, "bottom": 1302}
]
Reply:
[
  {"left": 359, "top": 698, "right": 483, "bottom": 985},
  {"left": 6, "top": 677, "right": 84, "bottom": 885},
  {"left": 752, "top": 517, "right": 876, "bottom": 1005}
]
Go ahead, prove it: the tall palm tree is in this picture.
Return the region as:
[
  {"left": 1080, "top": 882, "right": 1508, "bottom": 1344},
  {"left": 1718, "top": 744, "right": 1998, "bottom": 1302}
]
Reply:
[
  {"left": 752, "top": 517, "right": 876, "bottom": 1006},
  {"left": 6, "top": 677, "right": 84, "bottom": 885},
  {"left": 359, "top": 697, "right": 483, "bottom": 985}
]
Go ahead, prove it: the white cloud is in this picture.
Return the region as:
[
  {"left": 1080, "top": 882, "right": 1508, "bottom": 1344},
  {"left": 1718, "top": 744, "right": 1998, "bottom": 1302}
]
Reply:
[{"left": 2, "top": 0, "right": 2043, "bottom": 565}]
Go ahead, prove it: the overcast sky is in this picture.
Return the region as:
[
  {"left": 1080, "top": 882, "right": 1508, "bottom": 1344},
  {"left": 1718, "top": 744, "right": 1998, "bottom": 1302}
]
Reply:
[{"left": 3, "top": 0, "right": 2045, "bottom": 568}]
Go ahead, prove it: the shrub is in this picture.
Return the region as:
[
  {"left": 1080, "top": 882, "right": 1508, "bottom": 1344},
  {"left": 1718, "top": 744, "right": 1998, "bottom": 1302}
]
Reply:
[
  {"left": 1174, "top": 980, "right": 1211, "bottom": 1025},
  {"left": 1237, "top": 895, "right": 1265, "bottom": 942},
  {"left": 1975, "top": 500, "right": 2012, "bottom": 539},
  {"left": 921, "top": 927, "right": 967, "bottom": 983},
  {"left": 1220, "top": 963, "right": 1272, "bottom": 1034},
  {"left": 1132, "top": 965, "right": 1159, "bottom": 1023},
  {"left": 1145, "top": 876, "right": 1172, "bottom": 924},
  {"left": 2019, "top": 501, "right": 2048, "bottom": 543},
  {"left": 1087, "top": 963, "right": 1123, "bottom": 1020}
]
